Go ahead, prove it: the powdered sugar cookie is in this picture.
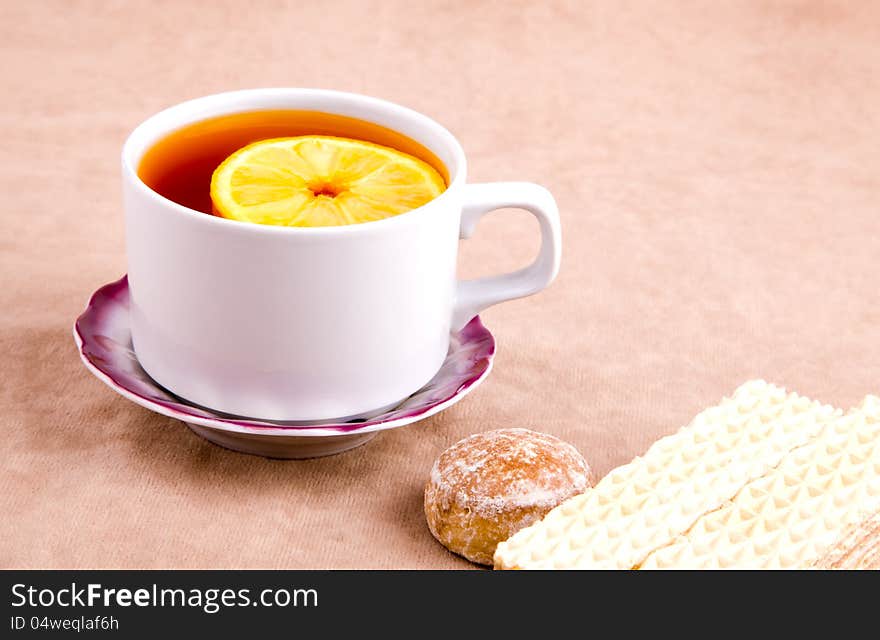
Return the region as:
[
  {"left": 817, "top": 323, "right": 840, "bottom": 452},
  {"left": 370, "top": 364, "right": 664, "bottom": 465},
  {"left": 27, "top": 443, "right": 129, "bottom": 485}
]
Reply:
[{"left": 424, "top": 428, "right": 591, "bottom": 565}]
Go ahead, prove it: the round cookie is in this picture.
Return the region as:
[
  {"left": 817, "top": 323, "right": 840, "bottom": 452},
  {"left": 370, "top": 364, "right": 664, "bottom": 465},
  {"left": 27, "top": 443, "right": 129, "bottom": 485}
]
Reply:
[{"left": 424, "top": 428, "right": 591, "bottom": 565}]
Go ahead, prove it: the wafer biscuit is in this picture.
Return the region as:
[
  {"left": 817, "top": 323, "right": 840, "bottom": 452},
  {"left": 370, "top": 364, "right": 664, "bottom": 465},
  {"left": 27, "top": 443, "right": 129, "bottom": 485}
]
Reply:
[
  {"left": 494, "top": 380, "right": 841, "bottom": 569},
  {"left": 812, "top": 507, "right": 880, "bottom": 570},
  {"left": 640, "top": 396, "right": 880, "bottom": 569}
]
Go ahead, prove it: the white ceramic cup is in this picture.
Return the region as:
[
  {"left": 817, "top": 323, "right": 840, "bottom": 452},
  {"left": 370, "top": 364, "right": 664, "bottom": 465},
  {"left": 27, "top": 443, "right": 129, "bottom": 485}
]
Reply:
[{"left": 122, "top": 89, "right": 560, "bottom": 421}]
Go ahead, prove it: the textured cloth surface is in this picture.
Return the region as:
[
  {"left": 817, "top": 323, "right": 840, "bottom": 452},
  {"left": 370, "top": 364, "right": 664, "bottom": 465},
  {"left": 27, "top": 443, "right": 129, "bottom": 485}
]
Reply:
[{"left": 1, "top": 1, "right": 878, "bottom": 568}]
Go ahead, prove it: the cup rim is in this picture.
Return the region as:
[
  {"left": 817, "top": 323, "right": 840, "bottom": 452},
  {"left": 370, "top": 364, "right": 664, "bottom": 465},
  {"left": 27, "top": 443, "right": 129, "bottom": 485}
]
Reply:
[{"left": 121, "top": 88, "right": 467, "bottom": 236}]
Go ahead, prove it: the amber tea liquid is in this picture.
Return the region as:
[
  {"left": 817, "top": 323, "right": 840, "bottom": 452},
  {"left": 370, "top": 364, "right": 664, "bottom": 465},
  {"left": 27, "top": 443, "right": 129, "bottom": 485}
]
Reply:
[{"left": 138, "top": 109, "right": 448, "bottom": 214}]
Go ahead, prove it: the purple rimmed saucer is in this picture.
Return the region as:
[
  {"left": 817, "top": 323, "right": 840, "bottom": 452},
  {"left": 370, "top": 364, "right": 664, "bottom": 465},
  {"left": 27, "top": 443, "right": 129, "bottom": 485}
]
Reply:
[{"left": 74, "top": 277, "right": 495, "bottom": 458}]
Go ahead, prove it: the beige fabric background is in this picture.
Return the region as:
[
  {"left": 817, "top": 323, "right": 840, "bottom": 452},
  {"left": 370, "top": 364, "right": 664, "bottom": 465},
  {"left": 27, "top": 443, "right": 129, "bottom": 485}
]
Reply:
[{"left": 1, "top": 1, "right": 878, "bottom": 569}]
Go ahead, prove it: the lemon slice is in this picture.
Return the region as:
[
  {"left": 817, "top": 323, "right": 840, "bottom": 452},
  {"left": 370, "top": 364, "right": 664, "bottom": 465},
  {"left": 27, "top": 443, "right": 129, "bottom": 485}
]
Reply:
[{"left": 210, "top": 135, "right": 446, "bottom": 227}]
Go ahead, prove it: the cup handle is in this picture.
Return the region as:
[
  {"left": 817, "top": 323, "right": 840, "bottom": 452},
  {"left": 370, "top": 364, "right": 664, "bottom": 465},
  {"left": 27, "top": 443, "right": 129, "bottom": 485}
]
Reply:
[{"left": 452, "top": 182, "right": 562, "bottom": 330}]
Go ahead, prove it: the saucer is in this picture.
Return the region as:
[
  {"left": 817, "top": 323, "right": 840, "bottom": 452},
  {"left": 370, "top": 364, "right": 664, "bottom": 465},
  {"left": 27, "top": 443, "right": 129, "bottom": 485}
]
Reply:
[{"left": 74, "top": 277, "right": 495, "bottom": 458}]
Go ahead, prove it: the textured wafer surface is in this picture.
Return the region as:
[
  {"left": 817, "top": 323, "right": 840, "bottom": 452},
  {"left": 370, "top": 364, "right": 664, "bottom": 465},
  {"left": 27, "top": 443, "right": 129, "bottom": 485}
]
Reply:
[
  {"left": 494, "top": 380, "right": 841, "bottom": 569},
  {"left": 641, "top": 396, "right": 880, "bottom": 569},
  {"left": 812, "top": 507, "right": 880, "bottom": 570}
]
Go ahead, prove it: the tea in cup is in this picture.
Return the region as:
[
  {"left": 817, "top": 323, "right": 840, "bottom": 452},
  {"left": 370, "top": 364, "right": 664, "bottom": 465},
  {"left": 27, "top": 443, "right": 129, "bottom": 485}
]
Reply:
[{"left": 123, "top": 89, "right": 560, "bottom": 421}]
